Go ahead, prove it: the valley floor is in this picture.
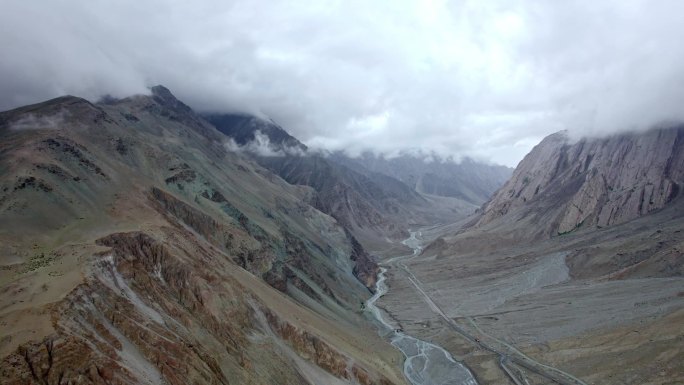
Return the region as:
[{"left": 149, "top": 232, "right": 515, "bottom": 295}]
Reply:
[{"left": 373, "top": 228, "right": 684, "bottom": 385}]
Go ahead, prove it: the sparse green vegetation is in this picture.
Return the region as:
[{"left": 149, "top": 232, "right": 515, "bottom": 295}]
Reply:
[{"left": 20, "top": 252, "right": 55, "bottom": 273}]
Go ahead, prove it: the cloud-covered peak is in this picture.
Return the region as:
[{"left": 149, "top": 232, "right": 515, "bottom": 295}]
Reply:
[{"left": 2, "top": 1, "right": 683, "bottom": 166}]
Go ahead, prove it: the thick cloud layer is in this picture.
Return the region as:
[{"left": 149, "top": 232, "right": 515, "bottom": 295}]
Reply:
[{"left": 2, "top": 1, "right": 683, "bottom": 166}]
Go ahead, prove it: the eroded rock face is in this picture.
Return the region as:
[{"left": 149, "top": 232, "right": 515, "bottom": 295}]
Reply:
[
  {"left": 348, "top": 233, "right": 379, "bottom": 291},
  {"left": 264, "top": 310, "right": 393, "bottom": 385},
  {"left": 477, "top": 127, "right": 684, "bottom": 236},
  {"left": 3, "top": 231, "right": 251, "bottom": 384},
  {"left": 2, "top": 229, "right": 395, "bottom": 384}
]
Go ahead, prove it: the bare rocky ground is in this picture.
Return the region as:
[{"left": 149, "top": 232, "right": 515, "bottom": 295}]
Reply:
[{"left": 376, "top": 202, "right": 684, "bottom": 384}]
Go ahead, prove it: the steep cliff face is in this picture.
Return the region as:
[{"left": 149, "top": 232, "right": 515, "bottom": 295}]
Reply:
[{"left": 477, "top": 127, "right": 684, "bottom": 236}]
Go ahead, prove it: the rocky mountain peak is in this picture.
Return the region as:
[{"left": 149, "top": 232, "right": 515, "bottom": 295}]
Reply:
[
  {"left": 0, "top": 95, "right": 108, "bottom": 133},
  {"left": 476, "top": 126, "right": 684, "bottom": 236},
  {"left": 149, "top": 84, "right": 176, "bottom": 101},
  {"left": 204, "top": 113, "right": 308, "bottom": 154},
  {"left": 149, "top": 85, "right": 194, "bottom": 115}
]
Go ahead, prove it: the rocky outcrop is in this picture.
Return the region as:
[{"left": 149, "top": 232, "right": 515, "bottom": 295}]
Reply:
[
  {"left": 41, "top": 137, "right": 108, "bottom": 178},
  {"left": 151, "top": 187, "right": 222, "bottom": 240},
  {"left": 477, "top": 127, "right": 684, "bottom": 236},
  {"left": 264, "top": 310, "right": 393, "bottom": 385},
  {"left": 3, "top": 230, "right": 252, "bottom": 385},
  {"left": 348, "top": 232, "right": 379, "bottom": 291},
  {"left": 33, "top": 163, "right": 80, "bottom": 182}
]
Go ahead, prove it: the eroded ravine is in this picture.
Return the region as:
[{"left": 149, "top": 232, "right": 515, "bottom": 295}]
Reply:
[{"left": 366, "top": 232, "right": 478, "bottom": 385}]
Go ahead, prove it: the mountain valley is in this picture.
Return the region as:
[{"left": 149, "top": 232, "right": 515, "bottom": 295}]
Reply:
[
  {"left": 375, "top": 128, "right": 684, "bottom": 384},
  {"left": 1, "top": 87, "right": 682, "bottom": 385}
]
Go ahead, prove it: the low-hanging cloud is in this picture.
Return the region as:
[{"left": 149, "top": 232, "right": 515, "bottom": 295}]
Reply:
[
  {"left": 7, "top": 110, "right": 69, "bottom": 131},
  {"left": 1, "top": 1, "right": 683, "bottom": 166},
  {"left": 224, "top": 130, "right": 306, "bottom": 157}
]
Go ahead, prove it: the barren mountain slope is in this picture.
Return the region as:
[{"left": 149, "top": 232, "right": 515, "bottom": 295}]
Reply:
[
  {"left": 374, "top": 128, "right": 684, "bottom": 384},
  {"left": 476, "top": 128, "right": 684, "bottom": 238},
  {"left": 206, "top": 113, "right": 477, "bottom": 253},
  {"left": 0, "top": 88, "right": 407, "bottom": 384}
]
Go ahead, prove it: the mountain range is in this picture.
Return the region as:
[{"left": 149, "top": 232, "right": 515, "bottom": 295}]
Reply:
[
  {"left": 476, "top": 128, "right": 684, "bottom": 236},
  {"left": 204, "top": 111, "right": 507, "bottom": 252},
  {"left": 0, "top": 86, "right": 509, "bottom": 385},
  {"left": 330, "top": 152, "right": 512, "bottom": 206},
  {"left": 1, "top": 86, "right": 682, "bottom": 385}
]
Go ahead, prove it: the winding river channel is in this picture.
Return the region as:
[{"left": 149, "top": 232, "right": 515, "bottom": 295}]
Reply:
[{"left": 366, "top": 232, "right": 478, "bottom": 385}]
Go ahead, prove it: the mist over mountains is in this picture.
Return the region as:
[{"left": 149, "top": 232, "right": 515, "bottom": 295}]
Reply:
[
  {"left": 330, "top": 152, "right": 512, "bottom": 205},
  {"left": 2, "top": 1, "right": 684, "bottom": 383},
  {"left": 4, "top": 1, "right": 684, "bottom": 167},
  {"left": 1, "top": 82, "right": 683, "bottom": 384},
  {"left": 203, "top": 107, "right": 508, "bottom": 250}
]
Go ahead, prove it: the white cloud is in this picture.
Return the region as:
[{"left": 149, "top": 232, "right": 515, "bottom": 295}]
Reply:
[
  {"left": 224, "top": 130, "right": 306, "bottom": 157},
  {"left": 8, "top": 110, "right": 69, "bottom": 131},
  {"left": 1, "top": 0, "right": 683, "bottom": 166}
]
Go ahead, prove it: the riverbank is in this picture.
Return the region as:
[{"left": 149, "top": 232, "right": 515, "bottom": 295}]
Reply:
[{"left": 366, "top": 231, "right": 478, "bottom": 385}]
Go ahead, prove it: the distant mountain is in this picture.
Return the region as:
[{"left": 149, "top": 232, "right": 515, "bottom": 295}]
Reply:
[
  {"left": 331, "top": 152, "right": 513, "bottom": 205},
  {"left": 203, "top": 113, "right": 481, "bottom": 251},
  {"left": 205, "top": 113, "right": 307, "bottom": 154},
  {"left": 475, "top": 127, "right": 684, "bottom": 237},
  {"left": 258, "top": 155, "right": 421, "bottom": 237}
]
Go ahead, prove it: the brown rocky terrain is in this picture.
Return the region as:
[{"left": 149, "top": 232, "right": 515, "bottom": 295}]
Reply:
[
  {"left": 0, "top": 87, "right": 410, "bottom": 384},
  {"left": 476, "top": 127, "right": 684, "bottom": 238}
]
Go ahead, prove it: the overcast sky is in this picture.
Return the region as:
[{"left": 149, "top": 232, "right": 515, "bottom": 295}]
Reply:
[{"left": 2, "top": 1, "right": 683, "bottom": 166}]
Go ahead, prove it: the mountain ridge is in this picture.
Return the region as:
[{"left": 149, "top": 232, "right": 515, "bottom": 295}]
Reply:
[
  {"left": 201, "top": 112, "right": 494, "bottom": 252},
  {"left": 473, "top": 127, "right": 684, "bottom": 238}
]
